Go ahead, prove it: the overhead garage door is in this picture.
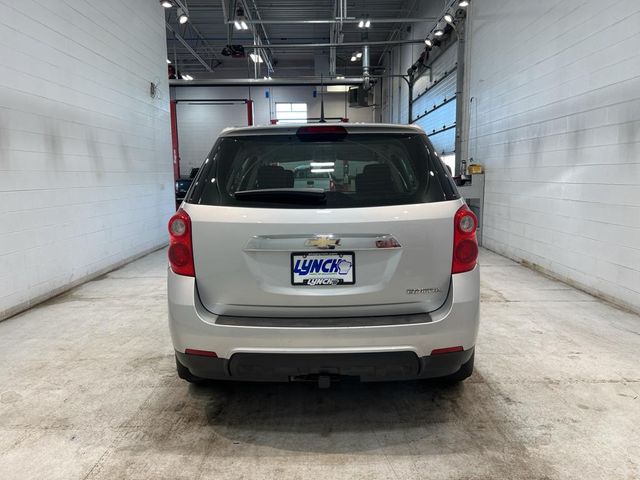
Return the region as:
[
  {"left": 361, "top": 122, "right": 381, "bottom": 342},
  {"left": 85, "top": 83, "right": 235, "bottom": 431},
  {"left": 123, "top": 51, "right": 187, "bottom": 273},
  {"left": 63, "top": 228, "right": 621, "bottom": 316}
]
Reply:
[
  {"left": 411, "top": 45, "right": 457, "bottom": 162},
  {"left": 176, "top": 102, "right": 248, "bottom": 173}
]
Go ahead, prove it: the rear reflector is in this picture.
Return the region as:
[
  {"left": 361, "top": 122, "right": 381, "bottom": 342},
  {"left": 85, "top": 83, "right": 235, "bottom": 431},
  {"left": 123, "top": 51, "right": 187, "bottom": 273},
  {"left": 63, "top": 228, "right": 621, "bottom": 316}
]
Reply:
[
  {"left": 185, "top": 349, "right": 218, "bottom": 357},
  {"left": 431, "top": 346, "right": 464, "bottom": 356}
]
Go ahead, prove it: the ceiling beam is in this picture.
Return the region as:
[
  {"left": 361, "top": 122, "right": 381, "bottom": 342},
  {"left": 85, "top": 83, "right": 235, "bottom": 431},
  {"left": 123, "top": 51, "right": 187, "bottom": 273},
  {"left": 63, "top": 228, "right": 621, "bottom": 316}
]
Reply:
[
  {"left": 242, "top": 0, "right": 275, "bottom": 74},
  {"left": 166, "top": 23, "right": 215, "bottom": 72}
]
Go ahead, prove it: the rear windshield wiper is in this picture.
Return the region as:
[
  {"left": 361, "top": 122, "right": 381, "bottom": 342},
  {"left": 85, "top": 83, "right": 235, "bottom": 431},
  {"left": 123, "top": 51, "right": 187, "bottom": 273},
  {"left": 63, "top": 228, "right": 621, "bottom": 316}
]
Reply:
[{"left": 233, "top": 188, "right": 327, "bottom": 205}]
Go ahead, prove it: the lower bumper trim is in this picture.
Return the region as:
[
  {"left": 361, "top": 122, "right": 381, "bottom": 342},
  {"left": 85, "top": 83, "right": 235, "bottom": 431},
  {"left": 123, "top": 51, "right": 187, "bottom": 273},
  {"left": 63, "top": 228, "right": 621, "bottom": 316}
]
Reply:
[
  {"left": 175, "top": 347, "right": 474, "bottom": 382},
  {"left": 215, "top": 312, "right": 432, "bottom": 328}
]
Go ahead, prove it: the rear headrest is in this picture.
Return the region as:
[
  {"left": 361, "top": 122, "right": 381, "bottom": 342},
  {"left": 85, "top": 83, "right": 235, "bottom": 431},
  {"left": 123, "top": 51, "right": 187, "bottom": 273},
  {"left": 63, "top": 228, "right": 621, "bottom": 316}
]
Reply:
[
  {"left": 256, "top": 165, "right": 294, "bottom": 189},
  {"left": 362, "top": 164, "right": 391, "bottom": 177},
  {"left": 356, "top": 164, "right": 393, "bottom": 194}
]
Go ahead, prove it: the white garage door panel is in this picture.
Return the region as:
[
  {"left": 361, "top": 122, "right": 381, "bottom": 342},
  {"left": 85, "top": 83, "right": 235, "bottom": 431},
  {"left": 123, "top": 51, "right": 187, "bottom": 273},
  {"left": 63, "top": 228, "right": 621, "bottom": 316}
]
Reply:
[
  {"left": 411, "top": 46, "right": 458, "bottom": 155},
  {"left": 177, "top": 103, "right": 248, "bottom": 173}
]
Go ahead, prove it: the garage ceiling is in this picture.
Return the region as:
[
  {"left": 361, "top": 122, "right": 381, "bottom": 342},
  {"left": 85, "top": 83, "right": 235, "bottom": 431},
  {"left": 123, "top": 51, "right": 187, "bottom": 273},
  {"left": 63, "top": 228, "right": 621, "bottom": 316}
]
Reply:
[{"left": 164, "top": 0, "right": 437, "bottom": 79}]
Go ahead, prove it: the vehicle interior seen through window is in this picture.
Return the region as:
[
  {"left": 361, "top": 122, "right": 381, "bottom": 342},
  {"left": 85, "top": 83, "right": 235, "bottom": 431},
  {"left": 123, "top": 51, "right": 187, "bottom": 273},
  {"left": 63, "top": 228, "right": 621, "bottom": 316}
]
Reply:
[{"left": 188, "top": 133, "right": 458, "bottom": 208}]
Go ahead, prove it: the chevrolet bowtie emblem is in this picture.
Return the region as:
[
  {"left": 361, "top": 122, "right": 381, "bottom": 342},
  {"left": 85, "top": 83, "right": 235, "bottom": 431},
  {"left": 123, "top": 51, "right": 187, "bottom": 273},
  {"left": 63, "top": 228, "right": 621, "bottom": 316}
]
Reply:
[{"left": 305, "top": 235, "right": 341, "bottom": 250}]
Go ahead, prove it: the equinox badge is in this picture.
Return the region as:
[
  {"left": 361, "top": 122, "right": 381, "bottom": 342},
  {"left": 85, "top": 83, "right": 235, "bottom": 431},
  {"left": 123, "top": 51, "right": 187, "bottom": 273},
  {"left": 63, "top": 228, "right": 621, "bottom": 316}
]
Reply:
[{"left": 305, "top": 235, "right": 341, "bottom": 250}]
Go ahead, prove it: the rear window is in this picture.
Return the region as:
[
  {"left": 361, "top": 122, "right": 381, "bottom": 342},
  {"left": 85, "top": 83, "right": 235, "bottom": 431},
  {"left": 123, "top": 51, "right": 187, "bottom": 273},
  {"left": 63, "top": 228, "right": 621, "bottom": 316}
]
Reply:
[{"left": 186, "top": 132, "right": 459, "bottom": 209}]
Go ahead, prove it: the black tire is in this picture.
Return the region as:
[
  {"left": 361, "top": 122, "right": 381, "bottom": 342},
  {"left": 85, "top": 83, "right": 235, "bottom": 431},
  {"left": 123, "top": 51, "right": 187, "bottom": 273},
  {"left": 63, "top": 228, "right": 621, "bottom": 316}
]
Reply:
[
  {"left": 175, "top": 355, "right": 206, "bottom": 384},
  {"left": 438, "top": 351, "right": 474, "bottom": 384}
]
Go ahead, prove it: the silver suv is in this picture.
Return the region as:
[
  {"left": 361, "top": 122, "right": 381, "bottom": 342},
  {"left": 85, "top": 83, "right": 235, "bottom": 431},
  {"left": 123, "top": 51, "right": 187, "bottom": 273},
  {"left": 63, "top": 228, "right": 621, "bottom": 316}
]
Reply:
[{"left": 168, "top": 124, "right": 479, "bottom": 385}]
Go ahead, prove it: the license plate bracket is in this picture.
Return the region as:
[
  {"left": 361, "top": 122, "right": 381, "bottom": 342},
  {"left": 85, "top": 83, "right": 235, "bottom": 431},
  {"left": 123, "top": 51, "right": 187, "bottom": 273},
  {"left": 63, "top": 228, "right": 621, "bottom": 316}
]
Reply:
[{"left": 291, "top": 252, "right": 355, "bottom": 285}]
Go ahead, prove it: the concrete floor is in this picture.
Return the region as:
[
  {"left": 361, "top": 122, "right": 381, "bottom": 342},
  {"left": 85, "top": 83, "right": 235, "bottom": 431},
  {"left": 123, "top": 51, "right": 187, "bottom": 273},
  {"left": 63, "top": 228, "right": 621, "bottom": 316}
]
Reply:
[{"left": 0, "top": 249, "right": 639, "bottom": 480}]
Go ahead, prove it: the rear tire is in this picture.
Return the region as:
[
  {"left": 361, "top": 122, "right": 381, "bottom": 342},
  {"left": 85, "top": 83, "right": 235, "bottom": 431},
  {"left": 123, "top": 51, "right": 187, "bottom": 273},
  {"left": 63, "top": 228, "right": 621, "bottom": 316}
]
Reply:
[
  {"left": 175, "top": 355, "right": 206, "bottom": 384},
  {"left": 438, "top": 351, "right": 474, "bottom": 384}
]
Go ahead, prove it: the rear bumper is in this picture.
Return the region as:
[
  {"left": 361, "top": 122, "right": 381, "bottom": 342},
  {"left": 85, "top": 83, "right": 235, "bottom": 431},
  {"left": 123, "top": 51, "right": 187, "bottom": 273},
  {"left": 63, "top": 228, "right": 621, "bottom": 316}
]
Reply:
[
  {"left": 168, "top": 265, "right": 479, "bottom": 379},
  {"left": 176, "top": 347, "right": 474, "bottom": 382}
]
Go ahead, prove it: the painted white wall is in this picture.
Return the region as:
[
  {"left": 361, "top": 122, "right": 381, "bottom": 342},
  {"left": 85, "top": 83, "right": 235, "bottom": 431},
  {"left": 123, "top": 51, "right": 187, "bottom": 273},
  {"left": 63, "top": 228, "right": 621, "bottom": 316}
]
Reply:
[
  {"left": 465, "top": 0, "right": 640, "bottom": 312},
  {"left": 0, "top": 0, "right": 174, "bottom": 320},
  {"left": 173, "top": 85, "right": 375, "bottom": 172}
]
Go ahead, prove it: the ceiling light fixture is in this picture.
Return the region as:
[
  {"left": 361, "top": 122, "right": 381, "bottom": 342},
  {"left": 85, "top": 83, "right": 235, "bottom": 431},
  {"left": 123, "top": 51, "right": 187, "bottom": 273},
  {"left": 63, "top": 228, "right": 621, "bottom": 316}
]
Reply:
[
  {"left": 336, "top": 75, "right": 345, "bottom": 79},
  {"left": 240, "top": 20, "right": 248, "bottom": 30},
  {"left": 358, "top": 20, "right": 364, "bottom": 28},
  {"left": 350, "top": 55, "right": 357, "bottom": 62},
  {"left": 459, "top": 0, "right": 470, "bottom": 7},
  {"left": 249, "top": 53, "right": 263, "bottom": 63},
  {"left": 234, "top": 20, "right": 241, "bottom": 30},
  {"left": 181, "top": 74, "right": 193, "bottom": 81},
  {"left": 364, "top": 19, "right": 371, "bottom": 28},
  {"left": 160, "top": 0, "right": 173, "bottom": 8},
  {"left": 310, "top": 162, "right": 335, "bottom": 168},
  {"left": 434, "top": 29, "right": 444, "bottom": 37},
  {"left": 356, "top": 51, "right": 362, "bottom": 58},
  {"left": 177, "top": 8, "right": 188, "bottom": 24},
  {"left": 424, "top": 38, "right": 433, "bottom": 47},
  {"left": 166, "top": 58, "right": 171, "bottom": 64},
  {"left": 444, "top": 13, "right": 454, "bottom": 24}
]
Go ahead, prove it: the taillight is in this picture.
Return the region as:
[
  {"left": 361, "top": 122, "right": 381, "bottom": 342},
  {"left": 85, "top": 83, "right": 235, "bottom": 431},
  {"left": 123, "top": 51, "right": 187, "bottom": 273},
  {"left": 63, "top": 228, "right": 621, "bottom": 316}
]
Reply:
[
  {"left": 168, "top": 208, "right": 195, "bottom": 277},
  {"left": 452, "top": 205, "right": 478, "bottom": 274}
]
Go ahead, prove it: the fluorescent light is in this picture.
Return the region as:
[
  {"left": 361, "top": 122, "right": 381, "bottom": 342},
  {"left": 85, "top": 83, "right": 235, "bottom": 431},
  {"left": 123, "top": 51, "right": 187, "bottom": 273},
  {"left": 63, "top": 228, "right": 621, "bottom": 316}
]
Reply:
[
  {"left": 459, "top": 0, "right": 469, "bottom": 7},
  {"left": 336, "top": 75, "right": 345, "bottom": 79},
  {"left": 350, "top": 55, "right": 357, "bottom": 62},
  {"left": 177, "top": 8, "right": 188, "bottom": 24},
  {"left": 358, "top": 20, "right": 364, "bottom": 28},
  {"left": 249, "top": 53, "right": 263, "bottom": 63},
  {"left": 424, "top": 38, "right": 433, "bottom": 47},
  {"left": 310, "top": 162, "right": 335, "bottom": 168},
  {"left": 181, "top": 74, "right": 193, "bottom": 81},
  {"left": 234, "top": 20, "right": 241, "bottom": 29},
  {"left": 166, "top": 58, "right": 171, "bottom": 64},
  {"left": 311, "top": 168, "right": 334, "bottom": 173},
  {"left": 444, "top": 13, "right": 454, "bottom": 23},
  {"left": 434, "top": 29, "right": 444, "bottom": 37},
  {"left": 356, "top": 52, "right": 362, "bottom": 58},
  {"left": 160, "top": 0, "right": 173, "bottom": 8},
  {"left": 364, "top": 20, "right": 371, "bottom": 28},
  {"left": 240, "top": 20, "right": 248, "bottom": 30}
]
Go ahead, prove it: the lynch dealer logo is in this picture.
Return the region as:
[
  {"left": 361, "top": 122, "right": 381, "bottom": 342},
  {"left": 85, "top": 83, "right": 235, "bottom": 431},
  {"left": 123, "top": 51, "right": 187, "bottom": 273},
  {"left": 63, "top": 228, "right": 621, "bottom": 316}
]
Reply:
[{"left": 292, "top": 253, "right": 354, "bottom": 286}]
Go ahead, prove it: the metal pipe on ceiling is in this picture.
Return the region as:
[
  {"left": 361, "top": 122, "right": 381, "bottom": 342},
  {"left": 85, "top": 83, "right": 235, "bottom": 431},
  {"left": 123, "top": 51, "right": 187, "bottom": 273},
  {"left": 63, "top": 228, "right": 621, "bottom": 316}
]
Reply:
[
  {"left": 224, "top": 18, "right": 437, "bottom": 25},
  {"left": 170, "top": 77, "right": 365, "bottom": 87},
  {"left": 362, "top": 44, "right": 370, "bottom": 89},
  {"left": 242, "top": 38, "right": 427, "bottom": 49}
]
